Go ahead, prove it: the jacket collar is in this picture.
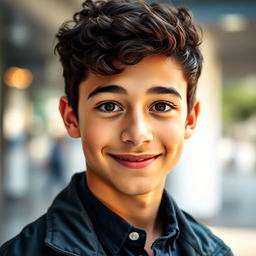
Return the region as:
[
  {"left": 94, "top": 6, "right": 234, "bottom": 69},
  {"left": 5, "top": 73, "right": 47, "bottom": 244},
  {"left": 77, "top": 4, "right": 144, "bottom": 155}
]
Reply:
[
  {"left": 44, "top": 171, "right": 231, "bottom": 256},
  {"left": 44, "top": 172, "right": 106, "bottom": 256}
]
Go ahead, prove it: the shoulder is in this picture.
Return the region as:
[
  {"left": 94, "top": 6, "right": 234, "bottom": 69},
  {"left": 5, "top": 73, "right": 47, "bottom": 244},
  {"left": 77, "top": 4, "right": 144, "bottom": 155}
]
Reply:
[
  {"left": 0, "top": 173, "right": 83, "bottom": 256},
  {"left": 164, "top": 193, "right": 233, "bottom": 256},
  {"left": 0, "top": 215, "right": 51, "bottom": 256},
  {"left": 178, "top": 210, "right": 233, "bottom": 256}
]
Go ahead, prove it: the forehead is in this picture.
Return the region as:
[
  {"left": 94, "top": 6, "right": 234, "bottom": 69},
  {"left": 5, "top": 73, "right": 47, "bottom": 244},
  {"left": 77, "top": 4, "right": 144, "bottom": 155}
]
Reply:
[{"left": 79, "top": 55, "right": 187, "bottom": 96}]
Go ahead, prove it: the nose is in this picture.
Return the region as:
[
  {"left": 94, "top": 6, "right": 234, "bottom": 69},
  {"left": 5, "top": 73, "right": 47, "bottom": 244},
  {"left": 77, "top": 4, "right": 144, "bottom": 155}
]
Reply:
[{"left": 120, "top": 111, "right": 153, "bottom": 147}]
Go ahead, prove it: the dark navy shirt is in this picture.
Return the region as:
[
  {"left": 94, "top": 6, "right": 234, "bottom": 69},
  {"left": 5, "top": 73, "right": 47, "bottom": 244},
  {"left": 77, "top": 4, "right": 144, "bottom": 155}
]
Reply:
[{"left": 79, "top": 175, "right": 181, "bottom": 256}]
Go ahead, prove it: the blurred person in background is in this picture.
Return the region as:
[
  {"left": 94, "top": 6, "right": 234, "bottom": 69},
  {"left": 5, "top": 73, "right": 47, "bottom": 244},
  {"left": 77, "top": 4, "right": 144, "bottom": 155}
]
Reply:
[
  {"left": 44, "top": 135, "right": 66, "bottom": 194},
  {"left": 0, "top": 0, "right": 233, "bottom": 255}
]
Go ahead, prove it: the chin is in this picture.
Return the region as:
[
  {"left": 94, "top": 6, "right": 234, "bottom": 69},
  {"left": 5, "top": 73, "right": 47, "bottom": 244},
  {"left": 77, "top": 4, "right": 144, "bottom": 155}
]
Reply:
[{"left": 118, "top": 178, "right": 161, "bottom": 196}]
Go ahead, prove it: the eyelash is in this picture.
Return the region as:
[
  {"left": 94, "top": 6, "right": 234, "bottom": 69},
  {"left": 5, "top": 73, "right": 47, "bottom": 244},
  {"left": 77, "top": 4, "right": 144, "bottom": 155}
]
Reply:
[{"left": 95, "top": 101, "right": 176, "bottom": 113}]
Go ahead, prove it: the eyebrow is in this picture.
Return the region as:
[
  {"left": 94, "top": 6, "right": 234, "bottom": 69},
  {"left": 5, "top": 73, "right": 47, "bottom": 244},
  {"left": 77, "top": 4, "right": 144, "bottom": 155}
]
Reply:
[
  {"left": 88, "top": 85, "right": 127, "bottom": 99},
  {"left": 146, "top": 86, "right": 182, "bottom": 99},
  {"left": 87, "top": 84, "right": 182, "bottom": 99}
]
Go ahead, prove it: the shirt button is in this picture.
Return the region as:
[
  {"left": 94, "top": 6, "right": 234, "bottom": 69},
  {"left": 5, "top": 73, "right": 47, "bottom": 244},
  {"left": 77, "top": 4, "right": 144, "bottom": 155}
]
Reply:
[{"left": 129, "top": 231, "right": 140, "bottom": 241}]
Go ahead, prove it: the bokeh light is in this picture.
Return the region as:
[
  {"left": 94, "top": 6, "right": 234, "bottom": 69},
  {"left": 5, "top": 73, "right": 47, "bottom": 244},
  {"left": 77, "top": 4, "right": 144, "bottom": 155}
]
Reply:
[{"left": 4, "top": 67, "right": 33, "bottom": 89}]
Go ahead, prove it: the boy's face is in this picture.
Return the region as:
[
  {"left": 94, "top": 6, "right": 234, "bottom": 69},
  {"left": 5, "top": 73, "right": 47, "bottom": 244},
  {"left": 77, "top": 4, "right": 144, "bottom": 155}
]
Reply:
[{"left": 60, "top": 55, "right": 199, "bottom": 197}]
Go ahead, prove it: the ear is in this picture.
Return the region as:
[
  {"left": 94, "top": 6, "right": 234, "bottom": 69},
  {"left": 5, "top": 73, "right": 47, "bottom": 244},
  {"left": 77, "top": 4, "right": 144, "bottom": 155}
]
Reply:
[
  {"left": 184, "top": 100, "right": 200, "bottom": 139},
  {"left": 59, "top": 96, "right": 81, "bottom": 138}
]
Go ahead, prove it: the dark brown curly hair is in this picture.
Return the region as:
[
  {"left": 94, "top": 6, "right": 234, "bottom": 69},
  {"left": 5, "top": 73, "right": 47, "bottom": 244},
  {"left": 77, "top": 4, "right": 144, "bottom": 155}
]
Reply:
[{"left": 55, "top": 0, "right": 203, "bottom": 117}]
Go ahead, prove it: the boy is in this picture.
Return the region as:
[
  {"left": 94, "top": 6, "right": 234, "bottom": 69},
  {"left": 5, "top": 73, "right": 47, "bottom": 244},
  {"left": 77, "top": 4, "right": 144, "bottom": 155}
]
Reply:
[{"left": 0, "top": 0, "right": 233, "bottom": 255}]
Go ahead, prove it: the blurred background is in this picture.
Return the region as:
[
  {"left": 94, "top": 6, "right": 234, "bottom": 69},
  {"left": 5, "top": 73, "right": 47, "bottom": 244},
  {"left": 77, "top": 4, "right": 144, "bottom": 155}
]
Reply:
[{"left": 0, "top": 0, "right": 255, "bottom": 255}]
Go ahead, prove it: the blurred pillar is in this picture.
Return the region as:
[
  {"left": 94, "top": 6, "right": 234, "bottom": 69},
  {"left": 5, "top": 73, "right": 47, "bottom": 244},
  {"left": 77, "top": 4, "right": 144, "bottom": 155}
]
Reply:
[
  {"left": 166, "top": 30, "right": 223, "bottom": 218},
  {"left": 0, "top": 2, "right": 5, "bottom": 217},
  {"left": 3, "top": 89, "right": 30, "bottom": 198}
]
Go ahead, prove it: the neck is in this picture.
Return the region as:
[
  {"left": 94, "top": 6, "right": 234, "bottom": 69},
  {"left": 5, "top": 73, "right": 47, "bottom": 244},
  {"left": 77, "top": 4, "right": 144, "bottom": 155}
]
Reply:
[{"left": 86, "top": 172, "right": 165, "bottom": 235}]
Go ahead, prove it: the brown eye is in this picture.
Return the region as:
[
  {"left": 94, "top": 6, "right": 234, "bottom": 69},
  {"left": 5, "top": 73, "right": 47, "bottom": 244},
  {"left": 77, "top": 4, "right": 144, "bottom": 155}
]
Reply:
[
  {"left": 155, "top": 103, "right": 166, "bottom": 111},
  {"left": 151, "top": 102, "right": 174, "bottom": 112},
  {"left": 104, "top": 103, "right": 115, "bottom": 111},
  {"left": 97, "top": 102, "right": 122, "bottom": 112}
]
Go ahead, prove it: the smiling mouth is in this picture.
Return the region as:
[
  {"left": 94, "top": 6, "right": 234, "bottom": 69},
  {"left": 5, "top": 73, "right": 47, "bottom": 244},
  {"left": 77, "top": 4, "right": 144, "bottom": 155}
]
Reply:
[{"left": 109, "top": 154, "right": 161, "bottom": 169}]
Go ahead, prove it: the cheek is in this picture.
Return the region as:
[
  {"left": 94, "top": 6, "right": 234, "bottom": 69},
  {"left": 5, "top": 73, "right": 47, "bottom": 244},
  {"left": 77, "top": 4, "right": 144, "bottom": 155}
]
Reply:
[
  {"left": 158, "top": 120, "right": 185, "bottom": 150},
  {"left": 80, "top": 121, "right": 115, "bottom": 155},
  {"left": 158, "top": 121, "right": 185, "bottom": 171}
]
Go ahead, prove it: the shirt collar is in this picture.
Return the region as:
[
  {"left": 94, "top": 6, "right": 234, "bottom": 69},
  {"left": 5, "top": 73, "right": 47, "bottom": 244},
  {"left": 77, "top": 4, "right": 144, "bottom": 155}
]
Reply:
[
  {"left": 159, "top": 190, "right": 180, "bottom": 250},
  {"left": 80, "top": 174, "right": 180, "bottom": 254}
]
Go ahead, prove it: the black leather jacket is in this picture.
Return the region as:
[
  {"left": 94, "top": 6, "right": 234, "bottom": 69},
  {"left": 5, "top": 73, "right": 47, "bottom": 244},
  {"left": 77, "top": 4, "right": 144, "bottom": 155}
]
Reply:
[{"left": 0, "top": 172, "right": 233, "bottom": 256}]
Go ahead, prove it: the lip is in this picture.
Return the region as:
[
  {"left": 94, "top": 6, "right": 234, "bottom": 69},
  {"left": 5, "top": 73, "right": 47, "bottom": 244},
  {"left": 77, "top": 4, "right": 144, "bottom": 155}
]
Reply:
[{"left": 109, "top": 154, "right": 161, "bottom": 169}]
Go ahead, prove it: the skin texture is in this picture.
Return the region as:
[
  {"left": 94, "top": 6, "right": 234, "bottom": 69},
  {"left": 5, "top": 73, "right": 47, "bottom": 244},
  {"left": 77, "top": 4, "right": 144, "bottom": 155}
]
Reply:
[{"left": 59, "top": 55, "right": 200, "bottom": 255}]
